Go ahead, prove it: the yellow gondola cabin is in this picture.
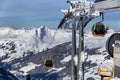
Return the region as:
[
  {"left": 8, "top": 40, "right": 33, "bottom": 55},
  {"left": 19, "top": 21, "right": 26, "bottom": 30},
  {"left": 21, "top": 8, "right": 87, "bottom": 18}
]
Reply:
[
  {"left": 92, "top": 22, "right": 107, "bottom": 37},
  {"left": 44, "top": 58, "right": 53, "bottom": 69},
  {"left": 98, "top": 67, "right": 113, "bottom": 80}
]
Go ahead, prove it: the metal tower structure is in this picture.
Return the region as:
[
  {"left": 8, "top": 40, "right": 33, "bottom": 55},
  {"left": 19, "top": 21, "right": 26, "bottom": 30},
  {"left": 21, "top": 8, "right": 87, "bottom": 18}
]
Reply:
[{"left": 58, "top": 0, "right": 120, "bottom": 80}]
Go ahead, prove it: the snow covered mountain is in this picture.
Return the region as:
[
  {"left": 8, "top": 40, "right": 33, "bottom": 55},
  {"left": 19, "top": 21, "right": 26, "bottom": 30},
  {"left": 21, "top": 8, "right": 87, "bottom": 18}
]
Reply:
[
  {"left": 0, "top": 27, "right": 116, "bottom": 80},
  {"left": 0, "top": 27, "right": 72, "bottom": 62}
]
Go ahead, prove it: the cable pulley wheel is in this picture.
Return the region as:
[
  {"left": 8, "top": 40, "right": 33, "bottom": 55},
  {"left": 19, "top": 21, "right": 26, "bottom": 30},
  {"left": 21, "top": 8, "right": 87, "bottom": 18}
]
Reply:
[{"left": 106, "top": 33, "right": 120, "bottom": 57}]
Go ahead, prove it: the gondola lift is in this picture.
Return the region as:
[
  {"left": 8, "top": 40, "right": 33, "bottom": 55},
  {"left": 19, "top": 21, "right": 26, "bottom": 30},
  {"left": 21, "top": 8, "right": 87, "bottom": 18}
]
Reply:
[
  {"left": 92, "top": 13, "right": 107, "bottom": 37},
  {"left": 44, "top": 58, "right": 53, "bottom": 69},
  {"left": 98, "top": 67, "right": 113, "bottom": 80}
]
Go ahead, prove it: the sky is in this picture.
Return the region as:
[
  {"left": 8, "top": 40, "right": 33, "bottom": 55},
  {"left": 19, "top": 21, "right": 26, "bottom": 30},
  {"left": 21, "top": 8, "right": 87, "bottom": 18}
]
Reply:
[{"left": 0, "top": 0, "right": 120, "bottom": 30}]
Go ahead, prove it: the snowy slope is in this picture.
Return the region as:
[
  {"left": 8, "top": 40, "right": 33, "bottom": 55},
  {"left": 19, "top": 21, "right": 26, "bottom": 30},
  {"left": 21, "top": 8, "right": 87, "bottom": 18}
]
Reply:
[
  {"left": 0, "top": 27, "right": 116, "bottom": 80},
  {"left": 0, "top": 27, "right": 72, "bottom": 63}
]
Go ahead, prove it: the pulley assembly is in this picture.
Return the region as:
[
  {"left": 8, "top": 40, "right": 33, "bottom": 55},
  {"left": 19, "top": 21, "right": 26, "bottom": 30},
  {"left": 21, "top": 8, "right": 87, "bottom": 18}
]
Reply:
[{"left": 106, "top": 33, "right": 120, "bottom": 57}]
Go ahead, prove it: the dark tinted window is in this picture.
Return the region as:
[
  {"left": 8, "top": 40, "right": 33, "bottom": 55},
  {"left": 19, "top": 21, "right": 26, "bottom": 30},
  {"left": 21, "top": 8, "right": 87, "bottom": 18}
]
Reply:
[
  {"left": 95, "top": 25, "right": 105, "bottom": 34},
  {"left": 45, "top": 60, "right": 53, "bottom": 67}
]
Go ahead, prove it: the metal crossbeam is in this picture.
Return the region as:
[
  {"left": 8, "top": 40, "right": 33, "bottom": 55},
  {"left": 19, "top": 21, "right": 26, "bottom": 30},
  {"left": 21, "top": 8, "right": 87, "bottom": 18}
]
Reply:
[{"left": 95, "top": 0, "right": 120, "bottom": 10}]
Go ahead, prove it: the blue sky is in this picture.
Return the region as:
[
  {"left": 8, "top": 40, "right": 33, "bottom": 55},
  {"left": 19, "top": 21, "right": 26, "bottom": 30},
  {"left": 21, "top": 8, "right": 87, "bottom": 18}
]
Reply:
[{"left": 0, "top": 0, "right": 120, "bottom": 30}]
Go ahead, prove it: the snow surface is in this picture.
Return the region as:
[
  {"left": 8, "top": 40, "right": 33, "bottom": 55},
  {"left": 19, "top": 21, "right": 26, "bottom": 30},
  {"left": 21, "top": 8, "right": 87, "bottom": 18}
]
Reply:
[
  {"left": 60, "top": 55, "right": 71, "bottom": 63},
  {"left": 111, "top": 78, "right": 120, "bottom": 80},
  {"left": 48, "top": 67, "right": 66, "bottom": 73},
  {"left": 0, "top": 27, "right": 118, "bottom": 80},
  {"left": 19, "top": 62, "right": 41, "bottom": 75}
]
